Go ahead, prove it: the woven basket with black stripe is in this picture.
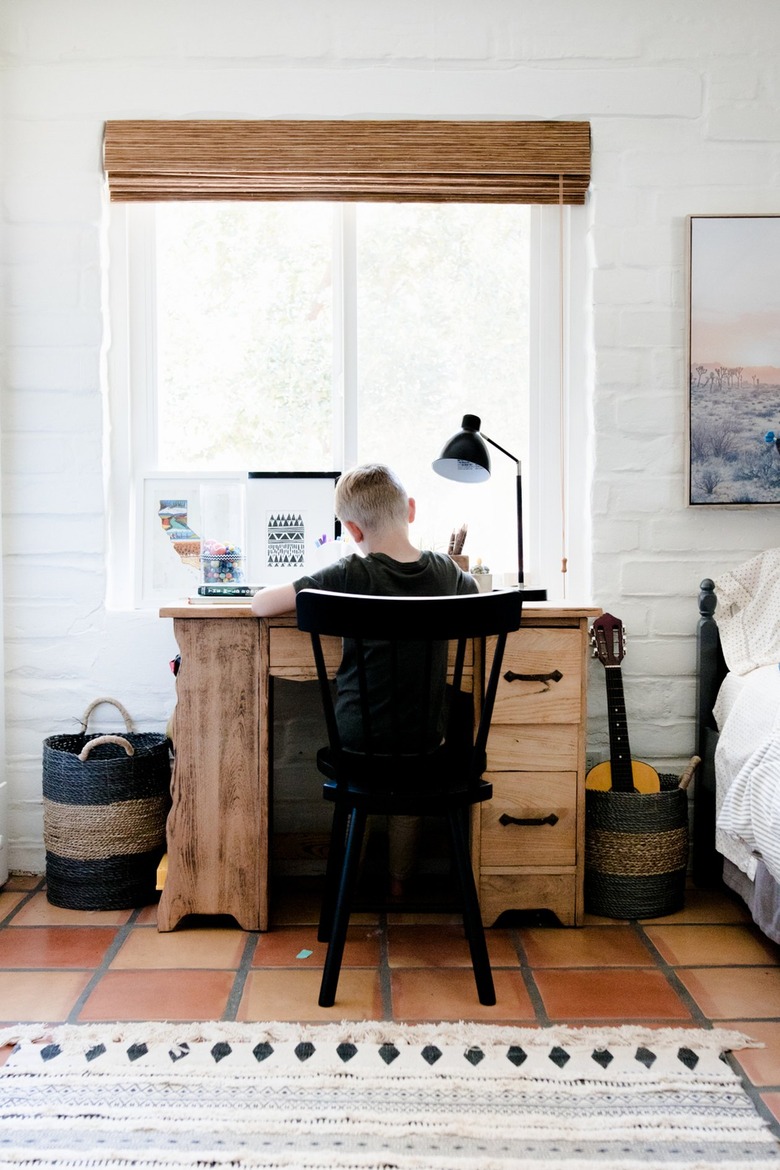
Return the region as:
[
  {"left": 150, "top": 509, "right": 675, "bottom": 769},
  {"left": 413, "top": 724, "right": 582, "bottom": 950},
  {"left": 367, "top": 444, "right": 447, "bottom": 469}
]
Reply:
[
  {"left": 43, "top": 698, "right": 172, "bottom": 910},
  {"left": 584, "top": 772, "right": 690, "bottom": 920}
]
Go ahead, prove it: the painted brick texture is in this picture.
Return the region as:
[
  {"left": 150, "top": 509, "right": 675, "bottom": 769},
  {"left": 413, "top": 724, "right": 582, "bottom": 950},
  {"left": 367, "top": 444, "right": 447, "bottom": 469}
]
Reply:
[{"left": 3, "top": 0, "right": 780, "bottom": 871}]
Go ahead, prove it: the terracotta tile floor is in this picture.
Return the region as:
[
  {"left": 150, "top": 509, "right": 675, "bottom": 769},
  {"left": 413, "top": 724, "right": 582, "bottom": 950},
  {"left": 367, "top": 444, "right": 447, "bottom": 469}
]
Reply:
[{"left": 2, "top": 873, "right": 780, "bottom": 1137}]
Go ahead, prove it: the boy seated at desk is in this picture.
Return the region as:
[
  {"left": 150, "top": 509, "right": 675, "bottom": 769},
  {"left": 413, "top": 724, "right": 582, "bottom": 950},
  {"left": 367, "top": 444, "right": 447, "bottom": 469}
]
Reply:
[{"left": 252, "top": 462, "right": 477, "bottom": 897}]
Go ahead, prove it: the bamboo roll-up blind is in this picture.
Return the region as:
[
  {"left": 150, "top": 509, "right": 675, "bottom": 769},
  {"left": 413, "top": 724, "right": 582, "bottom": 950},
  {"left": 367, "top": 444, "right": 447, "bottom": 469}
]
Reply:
[{"left": 103, "top": 120, "right": 590, "bottom": 204}]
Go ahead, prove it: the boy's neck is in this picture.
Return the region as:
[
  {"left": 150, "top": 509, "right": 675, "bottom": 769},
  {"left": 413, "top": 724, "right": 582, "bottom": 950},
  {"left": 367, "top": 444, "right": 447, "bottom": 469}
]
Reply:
[{"left": 362, "top": 531, "right": 421, "bottom": 563}]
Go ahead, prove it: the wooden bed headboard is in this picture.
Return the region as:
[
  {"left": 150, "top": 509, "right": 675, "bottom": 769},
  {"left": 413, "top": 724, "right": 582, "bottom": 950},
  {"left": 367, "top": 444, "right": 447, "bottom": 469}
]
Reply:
[{"left": 693, "top": 578, "right": 728, "bottom": 886}]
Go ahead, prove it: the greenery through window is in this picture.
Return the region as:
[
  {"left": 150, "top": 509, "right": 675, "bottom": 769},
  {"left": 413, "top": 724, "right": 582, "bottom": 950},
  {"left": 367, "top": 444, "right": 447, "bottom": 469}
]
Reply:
[{"left": 152, "top": 201, "right": 530, "bottom": 568}]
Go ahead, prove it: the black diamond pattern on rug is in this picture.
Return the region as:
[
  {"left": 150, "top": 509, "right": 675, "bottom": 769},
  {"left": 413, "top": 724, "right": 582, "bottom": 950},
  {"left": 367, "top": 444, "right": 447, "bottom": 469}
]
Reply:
[
  {"left": 591, "top": 1048, "right": 613, "bottom": 1068},
  {"left": 3, "top": 1026, "right": 773, "bottom": 1170},
  {"left": 506, "top": 1046, "right": 527, "bottom": 1066}
]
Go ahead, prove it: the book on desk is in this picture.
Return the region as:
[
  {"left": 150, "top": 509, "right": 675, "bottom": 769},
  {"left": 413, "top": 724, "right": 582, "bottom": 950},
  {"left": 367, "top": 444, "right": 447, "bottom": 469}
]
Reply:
[{"left": 189, "top": 584, "right": 265, "bottom": 604}]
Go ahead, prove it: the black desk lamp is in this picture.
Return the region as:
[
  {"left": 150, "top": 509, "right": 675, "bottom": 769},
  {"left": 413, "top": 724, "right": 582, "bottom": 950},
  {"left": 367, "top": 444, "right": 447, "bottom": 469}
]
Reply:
[{"left": 433, "top": 414, "right": 546, "bottom": 599}]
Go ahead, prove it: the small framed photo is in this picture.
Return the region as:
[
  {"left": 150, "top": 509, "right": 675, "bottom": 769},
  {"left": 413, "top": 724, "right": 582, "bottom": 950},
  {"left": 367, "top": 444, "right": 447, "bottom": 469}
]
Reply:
[
  {"left": 688, "top": 214, "right": 780, "bottom": 506},
  {"left": 139, "top": 473, "right": 245, "bottom": 604},
  {"left": 246, "top": 472, "right": 341, "bottom": 583}
]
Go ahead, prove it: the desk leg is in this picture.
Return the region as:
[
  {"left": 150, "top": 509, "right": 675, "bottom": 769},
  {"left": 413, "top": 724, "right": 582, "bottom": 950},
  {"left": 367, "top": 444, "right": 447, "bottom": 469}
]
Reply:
[{"left": 158, "top": 617, "right": 269, "bottom": 931}]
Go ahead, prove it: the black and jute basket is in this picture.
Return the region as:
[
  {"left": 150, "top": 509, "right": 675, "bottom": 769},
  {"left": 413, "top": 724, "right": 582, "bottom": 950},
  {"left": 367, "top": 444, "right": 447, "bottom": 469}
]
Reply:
[
  {"left": 584, "top": 770, "right": 690, "bottom": 920},
  {"left": 43, "top": 698, "right": 172, "bottom": 910}
]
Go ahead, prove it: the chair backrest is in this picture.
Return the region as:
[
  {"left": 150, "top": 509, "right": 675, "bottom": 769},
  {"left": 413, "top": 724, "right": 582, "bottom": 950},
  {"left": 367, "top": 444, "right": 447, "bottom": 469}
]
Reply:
[{"left": 296, "top": 588, "right": 523, "bottom": 777}]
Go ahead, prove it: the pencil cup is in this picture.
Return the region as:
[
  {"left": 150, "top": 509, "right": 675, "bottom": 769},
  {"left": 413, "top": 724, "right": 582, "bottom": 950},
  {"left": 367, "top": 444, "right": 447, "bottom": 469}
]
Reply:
[
  {"left": 311, "top": 537, "right": 350, "bottom": 569},
  {"left": 449, "top": 554, "right": 469, "bottom": 571}
]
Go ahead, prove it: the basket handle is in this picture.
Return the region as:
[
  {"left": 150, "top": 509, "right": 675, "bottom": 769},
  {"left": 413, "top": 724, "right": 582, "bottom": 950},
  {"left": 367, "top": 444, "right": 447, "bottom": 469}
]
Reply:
[
  {"left": 79, "top": 697, "right": 135, "bottom": 733},
  {"left": 78, "top": 735, "right": 135, "bottom": 762}
]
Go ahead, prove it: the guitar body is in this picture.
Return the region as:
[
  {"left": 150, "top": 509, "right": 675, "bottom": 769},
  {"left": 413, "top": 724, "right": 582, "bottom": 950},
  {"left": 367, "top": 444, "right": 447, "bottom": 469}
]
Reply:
[
  {"left": 587, "top": 613, "right": 662, "bottom": 794},
  {"left": 585, "top": 758, "right": 660, "bottom": 794}
]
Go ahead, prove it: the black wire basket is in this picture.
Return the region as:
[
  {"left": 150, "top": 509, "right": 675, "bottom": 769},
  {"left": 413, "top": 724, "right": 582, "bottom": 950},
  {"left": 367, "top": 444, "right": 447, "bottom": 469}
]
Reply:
[{"left": 43, "top": 698, "right": 172, "bottom": 910}]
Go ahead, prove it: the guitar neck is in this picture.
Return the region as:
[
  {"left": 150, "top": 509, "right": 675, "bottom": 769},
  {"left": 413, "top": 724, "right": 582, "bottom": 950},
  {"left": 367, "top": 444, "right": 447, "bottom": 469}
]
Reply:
[{"left": 604, "top": 666, "right": 634, "bottom": 792}]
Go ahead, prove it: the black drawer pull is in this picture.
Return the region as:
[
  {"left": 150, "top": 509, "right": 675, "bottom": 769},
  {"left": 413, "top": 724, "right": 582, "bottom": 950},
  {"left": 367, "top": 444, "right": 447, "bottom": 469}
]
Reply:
[
  {"left": 499, "top": 812, "right": 559, "bottom": 828},
  {"left": 504, "top": 669, "right": 563, "bottom": 687}
]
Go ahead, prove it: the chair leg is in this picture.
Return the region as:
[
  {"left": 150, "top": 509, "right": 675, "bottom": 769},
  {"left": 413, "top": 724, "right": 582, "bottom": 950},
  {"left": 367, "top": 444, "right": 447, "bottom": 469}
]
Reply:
[
  {"left": 319, "top": 805, "right": 368, "bottom": 1008},
  {"left": 318, "top": 803, "right": 351, "bottom": 943},
  {"left": 447, "top": 808, "right": 496, "bottom": 1006}
]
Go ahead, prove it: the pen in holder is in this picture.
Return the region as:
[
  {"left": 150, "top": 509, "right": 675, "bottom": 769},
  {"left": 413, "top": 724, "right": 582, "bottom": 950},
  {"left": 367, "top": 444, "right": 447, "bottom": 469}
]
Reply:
[{"left": 448, "top": 522, "right": 469, "bottom": 572}]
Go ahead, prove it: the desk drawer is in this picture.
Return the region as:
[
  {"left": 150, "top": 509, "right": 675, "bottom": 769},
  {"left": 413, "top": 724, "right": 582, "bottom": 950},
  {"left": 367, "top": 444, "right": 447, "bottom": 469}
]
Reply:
[
  {"left": 269, "top": 629, "right": 341, "bottom": 679},
  {"left": 492, "top": 629, "right": 582, "bottom": 725},
  {"left": 269, "top": 628, "right": 473, "bottom": 681},
  {"left": 487, "top": 724, "right": 579, "bottom": 772},
  {"left": 480, "top": 772, "right": 577, "bottom": 867}
]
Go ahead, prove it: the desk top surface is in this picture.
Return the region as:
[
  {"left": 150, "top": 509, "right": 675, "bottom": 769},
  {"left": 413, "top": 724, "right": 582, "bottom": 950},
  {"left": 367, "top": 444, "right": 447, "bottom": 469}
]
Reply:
[{"left": 160, "top": 602, "right": 601, "bottom": 621}]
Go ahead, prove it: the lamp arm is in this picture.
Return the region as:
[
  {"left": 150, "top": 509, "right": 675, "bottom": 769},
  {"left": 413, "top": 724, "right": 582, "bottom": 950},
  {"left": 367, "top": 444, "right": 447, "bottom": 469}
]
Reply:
[
  {"left": 481, "top": 432, "right": 521, "bottom": 474},
  {"left": 482, "top": 433, "right": 523, "bottom": 585}
]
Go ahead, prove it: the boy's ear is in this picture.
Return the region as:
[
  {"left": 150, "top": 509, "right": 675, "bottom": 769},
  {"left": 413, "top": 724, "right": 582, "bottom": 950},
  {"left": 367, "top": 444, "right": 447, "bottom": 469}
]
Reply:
[
  {"left": 343, "top": 519, "right": 364, "bottom": 544},
  {"left": 408, "top": 496, "right": 416, "bottom": 524}
]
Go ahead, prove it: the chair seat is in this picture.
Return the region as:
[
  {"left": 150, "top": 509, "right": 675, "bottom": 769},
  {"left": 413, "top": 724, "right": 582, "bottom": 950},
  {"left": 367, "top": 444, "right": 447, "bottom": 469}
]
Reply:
[
  {"left": 316, "top": 744, "right": 489, "bottom": 788},
  {"left": 317, "top": 745, "right": 493, "bottom": 816}
]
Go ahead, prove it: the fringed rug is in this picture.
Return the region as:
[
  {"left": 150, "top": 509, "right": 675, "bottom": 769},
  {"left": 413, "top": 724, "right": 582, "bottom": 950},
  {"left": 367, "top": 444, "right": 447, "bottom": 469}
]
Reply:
[{"left": 0, "top": 1021, "right": 778, "bottom": 1169}]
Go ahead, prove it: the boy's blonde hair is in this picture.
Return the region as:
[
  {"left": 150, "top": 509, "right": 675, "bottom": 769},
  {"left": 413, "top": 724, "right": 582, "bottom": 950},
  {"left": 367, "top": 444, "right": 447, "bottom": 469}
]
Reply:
[{"left": 335, "top": 464, "right": 409, "bottom": 535}]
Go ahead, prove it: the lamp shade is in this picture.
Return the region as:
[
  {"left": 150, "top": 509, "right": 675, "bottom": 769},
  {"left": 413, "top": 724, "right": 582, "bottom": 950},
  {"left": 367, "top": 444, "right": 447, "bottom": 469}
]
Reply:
[{"left": 431, "top": 414, "right": 491, "bottom": 483}]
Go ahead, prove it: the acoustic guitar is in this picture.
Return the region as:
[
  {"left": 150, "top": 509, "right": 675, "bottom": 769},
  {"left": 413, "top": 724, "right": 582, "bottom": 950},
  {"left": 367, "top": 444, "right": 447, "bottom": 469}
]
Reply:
[{"left": 586, "top": 613, "right": 660, "bottom": 794}]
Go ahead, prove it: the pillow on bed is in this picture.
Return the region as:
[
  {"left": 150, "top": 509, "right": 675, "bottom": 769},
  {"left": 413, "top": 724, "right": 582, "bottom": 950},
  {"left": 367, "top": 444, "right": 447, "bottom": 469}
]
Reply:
[{"left": 716, "top": 547, "right": 780, "bottom": 675}]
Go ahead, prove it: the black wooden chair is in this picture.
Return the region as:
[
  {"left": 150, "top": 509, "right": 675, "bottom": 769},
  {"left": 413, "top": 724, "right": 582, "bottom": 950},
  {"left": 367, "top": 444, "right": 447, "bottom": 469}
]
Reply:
[{"left": 295, "top": 587, "right": 523, "bottom": 1008}]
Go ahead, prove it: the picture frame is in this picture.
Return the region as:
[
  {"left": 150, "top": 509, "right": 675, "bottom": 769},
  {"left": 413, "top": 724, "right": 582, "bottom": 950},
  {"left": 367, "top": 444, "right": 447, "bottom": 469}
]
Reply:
[
  {"left": 688, "top": 214, "right": 780, "bottom": 506},
  {"left": 139, "top": 472, "right": 245, "bottom": 605},
  {"left": 246, "top": 471, "right": 341, "bottom": 584}
]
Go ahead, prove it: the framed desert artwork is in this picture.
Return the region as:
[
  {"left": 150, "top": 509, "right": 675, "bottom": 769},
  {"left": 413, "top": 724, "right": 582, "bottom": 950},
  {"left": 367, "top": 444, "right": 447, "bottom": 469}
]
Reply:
[{"left": 688, "top": 214, "right": 780, "bottom": 505}]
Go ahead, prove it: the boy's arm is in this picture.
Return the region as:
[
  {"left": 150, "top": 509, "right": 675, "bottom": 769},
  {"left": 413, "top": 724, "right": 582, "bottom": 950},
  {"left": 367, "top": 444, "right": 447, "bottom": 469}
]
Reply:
[{"left": 251, "top": 583, "right": 298, "bottom": 617}]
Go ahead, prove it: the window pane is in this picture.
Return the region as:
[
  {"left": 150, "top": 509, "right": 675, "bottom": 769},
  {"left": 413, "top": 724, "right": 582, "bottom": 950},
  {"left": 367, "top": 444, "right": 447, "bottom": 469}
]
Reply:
[
  {"left": 355, "top": 204, "right": 530, "bottom": 579},
  {"left": 155, "top": 203, "right": 335, "bottom": 471}
]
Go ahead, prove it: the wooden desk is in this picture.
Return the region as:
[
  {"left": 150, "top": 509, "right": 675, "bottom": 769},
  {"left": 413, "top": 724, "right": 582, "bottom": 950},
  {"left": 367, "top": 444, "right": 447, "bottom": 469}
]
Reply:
[{"left": 157, "top": 603, "right": 597, "bottom": 932}]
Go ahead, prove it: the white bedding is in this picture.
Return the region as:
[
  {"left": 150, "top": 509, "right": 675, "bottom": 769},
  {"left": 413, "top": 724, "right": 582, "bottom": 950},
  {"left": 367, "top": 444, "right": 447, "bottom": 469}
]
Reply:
[{"left": 715, "top": 663, "right": 780, "bottom": 884}]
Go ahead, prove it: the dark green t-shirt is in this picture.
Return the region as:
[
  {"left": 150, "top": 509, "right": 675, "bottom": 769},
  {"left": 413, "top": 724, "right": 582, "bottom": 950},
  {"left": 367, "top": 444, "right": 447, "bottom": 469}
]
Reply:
[{"left": 294, "top": 551, "right": 477, "bottom": 752}]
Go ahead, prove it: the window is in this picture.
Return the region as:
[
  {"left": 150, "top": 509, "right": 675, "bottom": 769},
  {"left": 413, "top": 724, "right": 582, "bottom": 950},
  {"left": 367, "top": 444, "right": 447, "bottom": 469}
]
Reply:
[{"left": 106, "top": 200, "right": 586, "bottom": 606}]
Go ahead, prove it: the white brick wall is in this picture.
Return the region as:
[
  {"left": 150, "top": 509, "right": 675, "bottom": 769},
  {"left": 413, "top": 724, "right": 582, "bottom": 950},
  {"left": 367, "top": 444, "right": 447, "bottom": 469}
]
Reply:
[{"left": 3, "top": 0, "right": 780, "bottom": 871}]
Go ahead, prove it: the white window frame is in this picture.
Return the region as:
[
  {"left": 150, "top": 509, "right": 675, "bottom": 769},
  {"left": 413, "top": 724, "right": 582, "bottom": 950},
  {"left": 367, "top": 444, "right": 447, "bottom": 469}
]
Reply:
[{"left": 104, "top": 203, "right": 589, "bottom": 609}]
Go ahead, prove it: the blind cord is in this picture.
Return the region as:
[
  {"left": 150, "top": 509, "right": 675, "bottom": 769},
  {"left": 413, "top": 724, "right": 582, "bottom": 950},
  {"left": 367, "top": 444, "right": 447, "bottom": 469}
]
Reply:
[{"left": 558, "top": 174, "right": 568, "bottom": 596}]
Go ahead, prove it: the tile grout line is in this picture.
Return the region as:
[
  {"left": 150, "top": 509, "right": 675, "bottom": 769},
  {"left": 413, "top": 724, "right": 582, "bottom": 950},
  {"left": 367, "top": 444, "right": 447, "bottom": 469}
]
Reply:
[
  {"left": 509, "top": 926, "right": 550, "bottom": 1026},
  {"left": 223, "top": 932, "right": 260, "bottom": 1021},
  {"left": 0, "top": 877, "right": 47, "bottom": 926},
  {"left": 631, "top": 918, "right": 780, "bottom": 1140},
  {"left": 630, "top": 918, "right": 712, "bottom": 1027},
  {"left": 66, "top": 906, "right": 148, "bottom": 1024},
  {"left": 377, "top": 911, "right": 394, "bottom": 1020}
]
